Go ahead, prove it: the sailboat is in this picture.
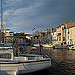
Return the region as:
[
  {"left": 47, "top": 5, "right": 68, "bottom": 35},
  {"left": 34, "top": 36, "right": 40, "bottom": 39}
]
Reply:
[{"left": 0, "top": 0, "right": 51, "bottom": 75}]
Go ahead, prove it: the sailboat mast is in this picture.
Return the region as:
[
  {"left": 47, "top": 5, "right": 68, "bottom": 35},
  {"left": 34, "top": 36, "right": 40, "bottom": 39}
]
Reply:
[{"left": 1, "top": 0, "right": 3, "bottom": 32}]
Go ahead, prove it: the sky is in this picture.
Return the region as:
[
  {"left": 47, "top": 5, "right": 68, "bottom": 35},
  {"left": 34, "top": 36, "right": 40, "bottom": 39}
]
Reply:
[{"left": 0, "top": 0, "right": 75, "bottom": 34}]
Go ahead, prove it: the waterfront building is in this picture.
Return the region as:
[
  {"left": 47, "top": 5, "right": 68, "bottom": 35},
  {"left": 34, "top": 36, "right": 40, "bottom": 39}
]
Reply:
[
  {"left": 39, "top": 32, "right": 45, "bottom": 44},
  {"left": 45, "top": 29, "right": 52, "bottom": 44},
  {"left": 14, "top": 32, "right": 26, "bottom": 45},
  {"left": 56, "top": 25, "right": 62, "bottom": 44},
  {"left": 66, "top": 21, "right": 75, "bottom": 45},
  {"left": 25, "top": 34, "right": 32, "bottom": 40},
  {"left": 61, "top": 24, "right": 67, "bottom": 44},
  {"left": 50, "top": 28, "right": 57, "bottom": 44},
  {"left": 3, "top": 29, "right": 14, "bottom": 43},
  {"left": 56, "top": 21, "right": 68, "bottom": 45},
  {"left": 25, "top": 34, "right": 33, "bottom": 45},
  {"left": 56, "top": 24, "right": 67, "bottom": 44},
  {"left": 56, "top": 20, "right": 75, "bottom": 45},
  {"left": 51, "top": 31, "right": 57, "bottom": 44},
  {"left": 31, "top": 35, "right": 40, "bottom": 44}
]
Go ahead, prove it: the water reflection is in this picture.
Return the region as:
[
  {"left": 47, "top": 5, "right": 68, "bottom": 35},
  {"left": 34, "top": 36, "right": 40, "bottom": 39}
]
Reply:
[{"left": 42, "top": 48, "right": 75, "bottom": 74}]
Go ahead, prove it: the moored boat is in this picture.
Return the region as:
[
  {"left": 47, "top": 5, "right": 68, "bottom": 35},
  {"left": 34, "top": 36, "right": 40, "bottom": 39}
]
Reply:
[
  {"left": 0, "top": 50, "right": 51, "bottom": 75},
  {"left": 53, "top": 44, "right": 68, "bottom": 49}
]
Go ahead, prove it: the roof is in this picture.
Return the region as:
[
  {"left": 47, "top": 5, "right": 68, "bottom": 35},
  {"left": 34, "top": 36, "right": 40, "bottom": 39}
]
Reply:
[
  {"left": 25, "top": 34, "right": 32, "bottom": 36},
  {"left": 14, "top": 33, "right": 25, "bottom": 36},
  {"left": 34, "top": 35, "right": 39, "bottom": 37},
  {"left": 67, "top": 21, "right": 75, "bottom": 28},
  {"left": 56, "top": 24, "right": 64, "bottom": 28}
]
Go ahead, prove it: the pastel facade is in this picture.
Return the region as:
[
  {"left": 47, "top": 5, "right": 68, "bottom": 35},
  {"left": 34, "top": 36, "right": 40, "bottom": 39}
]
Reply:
[
  {"left": 56, "top": 25, "right": 62, "bottom": 44},
  {"left": 56, "top": 23, "right": 67, "bottom": 44},
  {"left": 66, "top": 21, "right": 75, "bottom": 45}
]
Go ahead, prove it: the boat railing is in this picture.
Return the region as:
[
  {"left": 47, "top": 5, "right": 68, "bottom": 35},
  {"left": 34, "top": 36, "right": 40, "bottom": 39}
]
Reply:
[{"left": 0, "top": 50, "right": 14, "bottom": 61}]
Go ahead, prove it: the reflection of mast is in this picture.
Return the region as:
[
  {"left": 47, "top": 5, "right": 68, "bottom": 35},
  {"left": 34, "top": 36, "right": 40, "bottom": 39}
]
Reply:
[{"left": 1, "top": 0, "right": 3, "bottom": 32}]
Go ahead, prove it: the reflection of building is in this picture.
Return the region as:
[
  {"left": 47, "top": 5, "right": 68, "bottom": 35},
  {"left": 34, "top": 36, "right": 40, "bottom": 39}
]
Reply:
[{"left": 66, "top": 21, "right": 75, "bottom": 45}]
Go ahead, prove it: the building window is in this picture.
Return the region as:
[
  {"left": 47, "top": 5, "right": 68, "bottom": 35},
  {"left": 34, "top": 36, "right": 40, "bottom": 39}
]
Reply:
[
  {"left": 37, "top": 37, "right": 39, "bottom": 39},
  {"left": 57, "top": 38, "right": 58, "bottom": 41},
  {"left": 67, "top": 29, "right": 69, "bottom": 34},
  {"left": 64, "top": 25, "right": 66, "bottom": 29},
  {"left": 34, "top": 37, "right": 35, "bottom": 39},
  {"left": 64, "top": 30, "right": 65, "bottom": 34},
  {"left": 59, "top": 37, "right": 61, "bottom": 41},
  {"left": 68, "top": 35, "right": 69, "bottom": 39},
  {"left": 63, "top": 37, "right": 65, "bottom": 41}
]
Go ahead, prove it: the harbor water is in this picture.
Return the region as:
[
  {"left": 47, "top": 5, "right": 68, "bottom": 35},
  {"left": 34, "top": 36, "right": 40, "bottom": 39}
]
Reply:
[{"left": 22, "top": 47, "right": 75, "bottom": 75}]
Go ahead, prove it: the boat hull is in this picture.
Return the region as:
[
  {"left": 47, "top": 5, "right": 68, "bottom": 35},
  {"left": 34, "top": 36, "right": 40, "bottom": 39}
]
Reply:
[{"left": 0, "top": 59, "right": 51, "bottom": 75}]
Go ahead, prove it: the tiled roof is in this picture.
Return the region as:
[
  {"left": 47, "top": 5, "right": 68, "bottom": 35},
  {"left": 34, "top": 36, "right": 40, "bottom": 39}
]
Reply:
[{"left": 67, "top": 22, "right": 75, "bottom": 28}]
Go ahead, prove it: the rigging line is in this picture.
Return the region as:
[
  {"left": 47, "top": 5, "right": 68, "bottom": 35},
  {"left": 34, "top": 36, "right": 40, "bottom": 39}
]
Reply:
[
  {"left": 10, "top": 0, "right": 22, "bottom": 30},
  {"left": 3, "top": 1, "right": 11, "bottom": 29},
  {"left": 3, "top": 0, "right": 14, "bottom": 7},
  {"left": 21, "top": 0, "right": 34, "bottom": 30},
  {"left": 21, "top": 0, "right": 27, "bottom": 16},
  {"left": 3, "top": 0, "right": 21, "bottom": 30},
  {"left": 21, "top": 0, "right": 36, "bottom": 32}
]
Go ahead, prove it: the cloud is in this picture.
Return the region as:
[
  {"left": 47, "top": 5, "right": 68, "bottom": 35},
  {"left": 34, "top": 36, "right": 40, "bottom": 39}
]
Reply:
[{"left": 1, "top": 0, "right": 75, "bottom": 33}]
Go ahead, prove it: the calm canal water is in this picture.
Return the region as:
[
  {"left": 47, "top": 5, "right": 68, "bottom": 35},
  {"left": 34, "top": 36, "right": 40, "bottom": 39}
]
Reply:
[{"left": 23, "top": 48, "right": 75, "bottom": 75}]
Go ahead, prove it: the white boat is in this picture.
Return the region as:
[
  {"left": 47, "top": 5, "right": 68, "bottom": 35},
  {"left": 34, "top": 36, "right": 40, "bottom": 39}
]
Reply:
[
  {"left": 53, "top": 44, "right": 68, "bottom": 49},
  {"left": 33, "top": 44, "right": 40, "bottom": 47},
  {"left": 42, "top": 44, "right": 53, "bottom": 48},
  {"left": 0, "top": 50, "right": 51, "bottom": 75}
]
